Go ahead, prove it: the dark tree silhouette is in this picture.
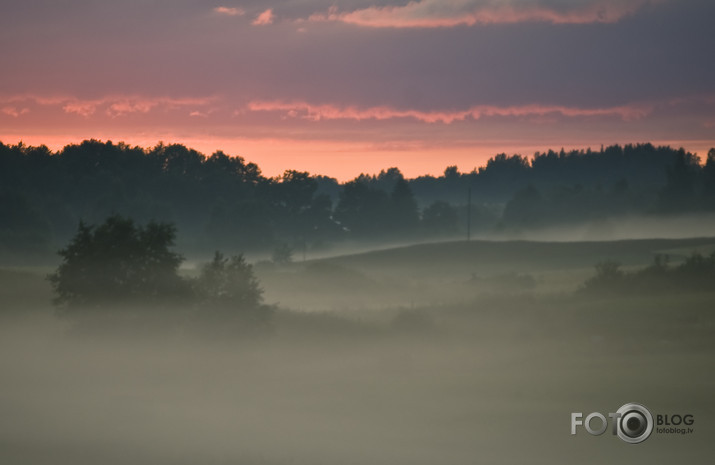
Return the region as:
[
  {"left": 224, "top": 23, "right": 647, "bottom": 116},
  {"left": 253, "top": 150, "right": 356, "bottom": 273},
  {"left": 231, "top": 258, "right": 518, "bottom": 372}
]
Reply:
[
  {"left": 1, "top": 139, "right": 713, "bottom": 257},
  {"left": 194, "top": 251, "right": 271, "bottom": 332},
  {"left": 334, "top": 180, "right": 391, "bottom": 236},
  {"left": 390, "top": 177, "right": 419, "bottom": 232},
  {"left": 196, "top": 251, "right": 263, "bottom": 309},
  {"left": 421, "top": 201, "right": 458, "bottom": 235},
  {"left": 658, "top": 150, "right": 700, "bottom": 211},
  {"left": 48, "top": 215, "right": 186, "bottom": 309},
  {"left": 582, "top": 252, "right": 715, "bottom": 294},
  {"left": 502, "top": 185, "right": 543, "bottom": 228},
  {"left": 703, "top": 149, "right": 715, "bottom": 208}
]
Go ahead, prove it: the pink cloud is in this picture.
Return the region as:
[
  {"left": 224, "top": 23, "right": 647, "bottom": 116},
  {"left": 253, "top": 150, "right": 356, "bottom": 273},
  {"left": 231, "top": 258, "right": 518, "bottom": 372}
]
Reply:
[
  {"left": 63, "top": 100, "right": 99, "bottom": 117},
  {"left": 0, "top": 95, "right": 216, "bottom": 118},
  {"left": 1, "top": 106, "right": 29, "bottom": 117},
  {"left": 308, "top": 0, "right": 652, "bottom": 28},
  {"left": 106, "top": 100, "right": 157, "bottom": 117},
  {"left": 213, "top": 6, "right": 245, "bottom": 17},
  {"left": 247, "top": 100, "right": 651, "bottom": 123},
  {"left": 252, "top": 9, "right": 274, "bottom": 26},
  {"left": 1, "top": 94, "right": 68, "bottom": 106}
]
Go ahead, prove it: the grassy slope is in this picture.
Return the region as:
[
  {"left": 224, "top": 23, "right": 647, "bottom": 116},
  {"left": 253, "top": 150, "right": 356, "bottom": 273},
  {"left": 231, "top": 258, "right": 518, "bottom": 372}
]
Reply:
[
  {"left": 256, "top": 237, "right": 715, "bottom": 310},
  {"left": 318, "top": 237, "right": 715, "bottom": 274}
]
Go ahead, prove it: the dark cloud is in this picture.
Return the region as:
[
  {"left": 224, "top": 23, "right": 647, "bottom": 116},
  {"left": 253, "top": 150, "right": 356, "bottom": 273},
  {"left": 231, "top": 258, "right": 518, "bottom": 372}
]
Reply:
[{"left": 2, "top": 0, "right": 713, "bottom": 108}]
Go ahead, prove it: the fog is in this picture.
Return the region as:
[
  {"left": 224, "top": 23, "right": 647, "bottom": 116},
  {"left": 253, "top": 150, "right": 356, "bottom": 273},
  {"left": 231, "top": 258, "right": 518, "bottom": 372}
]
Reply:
[
  {"left": 2, "top": 236, "right": 714, "bottom": 464},
  {"left": 491, "top": 212, "right": 715, "bottom": 243},
  {"left": 237, "top": 212, "right": 715, "bottom": 269}
]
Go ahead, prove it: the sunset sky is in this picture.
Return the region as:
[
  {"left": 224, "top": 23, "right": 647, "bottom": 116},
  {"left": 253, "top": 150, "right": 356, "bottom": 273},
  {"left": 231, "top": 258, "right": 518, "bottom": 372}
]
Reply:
[{"left": 2, "top": 0, "right": 714, "bottom": 180}]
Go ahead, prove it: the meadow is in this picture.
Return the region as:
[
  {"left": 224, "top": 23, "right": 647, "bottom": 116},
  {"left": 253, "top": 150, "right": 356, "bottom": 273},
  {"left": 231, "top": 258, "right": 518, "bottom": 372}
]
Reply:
[{"left": 1, "top": 237, "right": 713, "bottom": 464}]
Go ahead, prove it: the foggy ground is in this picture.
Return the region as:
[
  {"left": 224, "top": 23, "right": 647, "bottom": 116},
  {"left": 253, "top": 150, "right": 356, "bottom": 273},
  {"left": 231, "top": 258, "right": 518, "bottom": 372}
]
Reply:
[{"left": 1, "top": 237, "right": 714, "bottom": 464}]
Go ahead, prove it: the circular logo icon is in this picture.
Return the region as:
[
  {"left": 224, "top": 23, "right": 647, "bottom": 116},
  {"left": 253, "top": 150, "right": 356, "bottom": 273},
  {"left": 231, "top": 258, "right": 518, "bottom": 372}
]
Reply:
[{"left": 616, "top": 403, "right": 653, "bottom": 444}]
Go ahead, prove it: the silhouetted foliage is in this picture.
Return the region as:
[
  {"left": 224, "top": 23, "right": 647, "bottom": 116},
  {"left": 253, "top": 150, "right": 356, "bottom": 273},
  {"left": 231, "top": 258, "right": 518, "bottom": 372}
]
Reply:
[
  {"left": 658, "top": 150, "right": 701, "bottom": 211},
  {"left": 502, "top": 185, "right": 543, "bottom": 228},
  {"left": 193, "top": 251, "right": 272, "bottom": 334},
  {"left": 701, "top": 149, "right": 715, "bottom": 208},
  {"left": 48, "top": 215, "right": 275, "bottom": 335},
  {"left": 334, "top": 179, "right": 392, "bottom": 237},
  {"left": 0, "top": 189, "right": 53, "bottom": 255},
  {"left": 272, "top": 243, "right": 294, "bottom": 265},
  {"left": 582, "top": 252, "right": 715, "bottom": 294},
  {"left": 1, "top": 139, "right": 713, "bottom": 259},
  {"left": 196, "top": 252, "right": 263, "bottom": 309},
  {"left": 422, "top": 201, "right": 459, "bottom": 235},
  {"left": 389, "top": 178, "right": 420, "bottom": 232},
  {"left": 48, "top": 215, "right": 186, "bottom": 309},
  {"left": 581, "top": 260, "right": 626, "bottom": 294}
]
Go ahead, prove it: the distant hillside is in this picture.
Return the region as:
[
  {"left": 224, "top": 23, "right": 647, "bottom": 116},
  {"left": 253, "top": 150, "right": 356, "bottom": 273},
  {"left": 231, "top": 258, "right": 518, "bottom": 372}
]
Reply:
[
  {"left": 254, "top": 237, "right": 715, "bottom": 310},
  {"left": 311, "top": 237, "right": 715, "bottom": 276}
]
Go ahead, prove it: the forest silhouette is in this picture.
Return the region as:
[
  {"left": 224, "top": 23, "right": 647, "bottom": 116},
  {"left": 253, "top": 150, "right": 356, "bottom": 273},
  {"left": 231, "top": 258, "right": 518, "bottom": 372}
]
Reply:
[{"left": 2, "top": 139, "right": 714, "bottom": 262}]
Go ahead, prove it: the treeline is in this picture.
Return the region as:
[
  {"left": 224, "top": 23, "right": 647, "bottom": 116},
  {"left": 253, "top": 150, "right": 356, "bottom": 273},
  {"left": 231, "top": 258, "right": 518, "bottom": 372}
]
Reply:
[{"left": 1, "top": 140, "right": 714, "bottom": 260}]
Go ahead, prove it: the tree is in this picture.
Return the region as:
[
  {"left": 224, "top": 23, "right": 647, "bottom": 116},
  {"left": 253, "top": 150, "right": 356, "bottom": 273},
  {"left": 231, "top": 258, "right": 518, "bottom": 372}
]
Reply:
[
  {"left": 275, "top": 170, "right": 318, "bottom": 213},
  {"left": 271, "top": 170, "right": 329, "bottom": 243},
  {"left": 0, "top": 189, "right": 53, "bottom": 255},
  {"left": 390, "top": 178, "right": 419, "bottom": 232},
  {"left": 334, "top": 180, "right": 391, "bottom": 236},
  {"left": 376, "top": 167, "right": 405, "bottom": 192},
  {"left": 421, "top": 201, "right": 458, "bottom": 235},
  {"left": 196, "top": 252, "right": 263, "bottom": 308},
  {"left": 443, "top": 165, "right": 459, "bottom": 180},
  {"left": 502, "top": 185, "right": 543, "bottom": 228},
  {"left": 658, "top": 150, "right": 700, "bottom": 211},
  {"left": 48, "top": 215, "right": 186, "bottom": 309},
  {"left": 703, "top": 148, "right": 715, "bottom": 207},
  {"left": 271, "top": 243, "right": 294, "bottom": 265},
  {"left": 194, "top": 251, "right": 270, "bottom": 331}
]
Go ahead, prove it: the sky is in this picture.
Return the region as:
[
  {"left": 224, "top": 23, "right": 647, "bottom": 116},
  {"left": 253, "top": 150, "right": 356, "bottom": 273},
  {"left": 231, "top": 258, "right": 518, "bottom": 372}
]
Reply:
[{"left": 1, "top": 0, "right": 714, "bottom": 180}]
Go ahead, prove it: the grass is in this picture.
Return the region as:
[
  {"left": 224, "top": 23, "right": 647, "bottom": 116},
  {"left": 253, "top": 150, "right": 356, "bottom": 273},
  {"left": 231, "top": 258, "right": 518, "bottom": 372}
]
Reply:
[{"left": 255, "top": 237, "right": 715, "bottom": 310}]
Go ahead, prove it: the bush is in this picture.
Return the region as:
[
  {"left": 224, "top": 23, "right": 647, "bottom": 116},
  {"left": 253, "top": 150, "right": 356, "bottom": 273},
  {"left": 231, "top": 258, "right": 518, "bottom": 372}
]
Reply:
[
  {"left": 581, "top": 252, "right": 715, "bottom": 295},
  {"left": 192, "top": 251, "right": 273, "bottom": 335}
]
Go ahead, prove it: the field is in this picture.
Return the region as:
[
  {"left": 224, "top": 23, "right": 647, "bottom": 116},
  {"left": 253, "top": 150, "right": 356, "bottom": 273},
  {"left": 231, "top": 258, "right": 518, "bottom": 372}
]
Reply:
[{"left": 1, "top": 238, "right": 714, "bottom": 464}]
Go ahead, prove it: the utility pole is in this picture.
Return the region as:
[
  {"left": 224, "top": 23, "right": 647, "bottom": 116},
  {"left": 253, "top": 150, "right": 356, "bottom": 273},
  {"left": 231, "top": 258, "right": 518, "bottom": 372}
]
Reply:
[{"left": 466, "top": 184, "right": 472, "bottom": 242}]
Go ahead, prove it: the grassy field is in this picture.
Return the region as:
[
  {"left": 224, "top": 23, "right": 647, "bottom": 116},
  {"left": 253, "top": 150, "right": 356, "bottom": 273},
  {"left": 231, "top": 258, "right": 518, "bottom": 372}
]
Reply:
[
  {"left": 255, "top": 237, "right": 715, "bottom": 310},
  {"left": 1, "top": 237, "right": 714, "bottom": 464}
]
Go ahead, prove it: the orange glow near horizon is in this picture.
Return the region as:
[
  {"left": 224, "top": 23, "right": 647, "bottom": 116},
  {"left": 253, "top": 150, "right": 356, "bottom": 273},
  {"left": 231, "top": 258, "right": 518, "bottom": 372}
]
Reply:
[
  {"left": 1, "top": 132, "right": 495, "bottom": 180},
  {"left": 3, "top": 132, "right": 714, "bottom": 182}
]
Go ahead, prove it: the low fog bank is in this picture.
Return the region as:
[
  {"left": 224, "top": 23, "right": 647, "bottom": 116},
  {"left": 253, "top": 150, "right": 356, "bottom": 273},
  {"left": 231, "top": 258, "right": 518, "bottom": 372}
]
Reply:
[
  {"left": 226, "top": 212, "right": 715, "bottom": 268},
  {"left": 2, "top": 235, "right": 715, "bottom": 464},
  {"left": 488, "top": 212, "right": 715, "bottom": 243},
  {"left": 1, "top": 292, "right": 713, "bottom": 465}
]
